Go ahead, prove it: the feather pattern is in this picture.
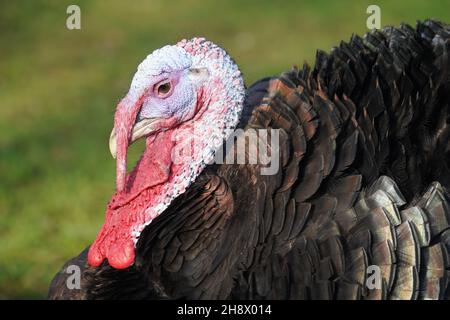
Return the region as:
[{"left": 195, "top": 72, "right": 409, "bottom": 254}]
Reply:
[{"left": 49, "top": 20, "right": 450, "bottom": 300}]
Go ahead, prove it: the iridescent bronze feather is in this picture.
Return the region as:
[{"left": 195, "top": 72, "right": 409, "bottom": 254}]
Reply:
[{"left": 49, "top": 20, "right": 450, "bottom": 300}]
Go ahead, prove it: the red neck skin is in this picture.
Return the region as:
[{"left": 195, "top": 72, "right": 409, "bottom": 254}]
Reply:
[{"left": 88, "top": 129, "right": 175, "bottom": 269}]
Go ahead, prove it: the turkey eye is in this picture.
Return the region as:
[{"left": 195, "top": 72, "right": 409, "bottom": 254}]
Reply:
[{"left": 156, "top": 81, "right": 171, "bottom": 96}]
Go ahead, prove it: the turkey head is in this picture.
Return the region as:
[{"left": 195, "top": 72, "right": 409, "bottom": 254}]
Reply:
[{"left": 88, "top": 38, "right": 245, "bottom": 269}]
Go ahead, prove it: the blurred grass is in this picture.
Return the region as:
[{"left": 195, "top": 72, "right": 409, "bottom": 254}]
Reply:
[{"left": 1, "top": 0, "right": 449, "bottom": 299}]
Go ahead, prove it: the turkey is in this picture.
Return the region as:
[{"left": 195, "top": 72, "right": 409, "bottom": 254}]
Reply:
[{"left": 49, "top": 20, "right": 450, "bottom": 300}]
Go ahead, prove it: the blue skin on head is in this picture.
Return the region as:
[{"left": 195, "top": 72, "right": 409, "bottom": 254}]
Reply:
[{"left": 137, "top": 69, "right": 197, "bottom": 123}]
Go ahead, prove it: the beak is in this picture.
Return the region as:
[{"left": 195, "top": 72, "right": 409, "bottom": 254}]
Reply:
[
  {"left": 109, "top": 118, "right": 158, "bottom": 160},
  {"left": 110, "top": 94, "right": 160, "bottom": 192}
]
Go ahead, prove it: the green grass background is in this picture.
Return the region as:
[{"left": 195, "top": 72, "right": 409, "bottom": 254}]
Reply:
[{"left": 1, "top": 0, "right": 450, "bottom": 299}]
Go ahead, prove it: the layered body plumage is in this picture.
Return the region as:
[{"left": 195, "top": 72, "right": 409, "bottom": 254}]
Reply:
[{"left": 49, "top": 20, "right": 450, "bottom": 300}]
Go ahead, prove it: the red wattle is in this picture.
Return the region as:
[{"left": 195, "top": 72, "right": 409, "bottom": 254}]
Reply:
[{"left": 88, "top": 130, "right": 175, "bottom": 269}]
